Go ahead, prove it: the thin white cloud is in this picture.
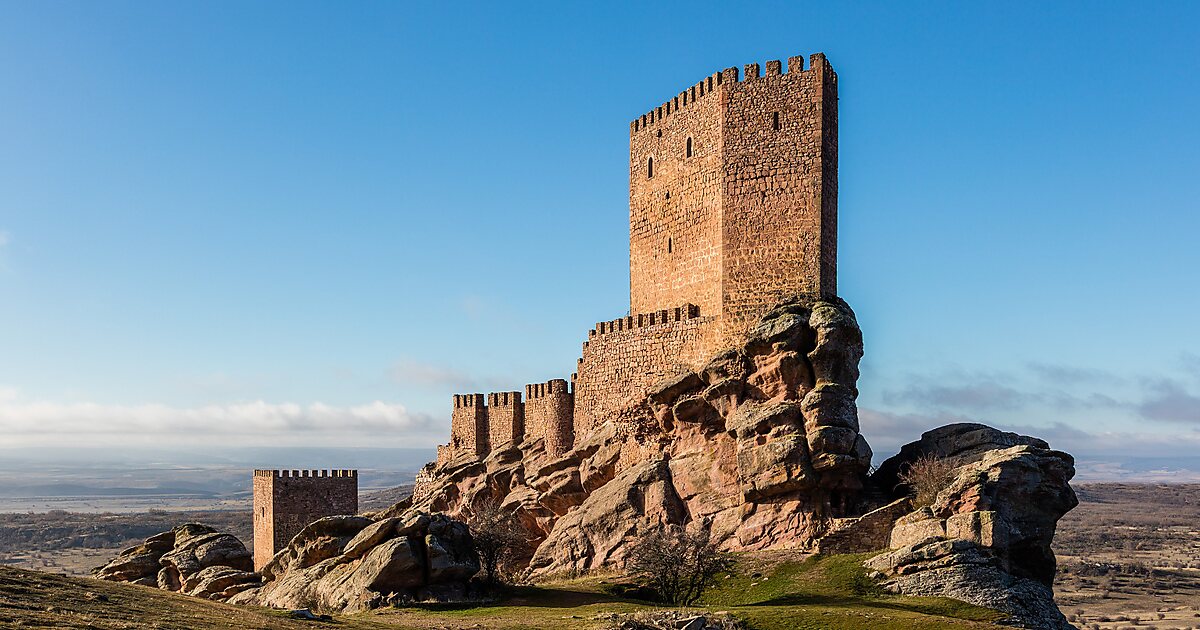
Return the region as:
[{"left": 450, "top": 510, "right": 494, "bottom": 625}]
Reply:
[
  {"left": 0, "top": 389, "right": 441, "bottom": 448},
  {"left": 389, "top": 358, "right": 507, "bottom": 392},
  {"left": 0, "top": 231, "right": 9, "bottom": 247}
]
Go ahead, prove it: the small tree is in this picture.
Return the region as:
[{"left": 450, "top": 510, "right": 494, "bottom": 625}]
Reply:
[
  {"left": 897, "top": 454, "right": 957, "bottom": 508},
  {"left": 626, "top": 522, "right": 735, "bottom": 606},
  {"left": 465, "top": 499, "right": 529, "bottom": 585}
]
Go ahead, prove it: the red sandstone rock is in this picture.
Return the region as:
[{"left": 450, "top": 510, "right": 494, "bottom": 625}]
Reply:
[{"left": 405, "top": 296, "right": 871, "bottom": 576}]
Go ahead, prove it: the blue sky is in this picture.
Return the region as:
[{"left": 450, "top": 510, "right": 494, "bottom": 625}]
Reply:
[{"left": 1, "top": 1, "right": 1198, "bottom": 462}]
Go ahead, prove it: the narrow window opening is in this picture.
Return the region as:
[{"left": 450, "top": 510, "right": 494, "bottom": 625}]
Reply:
[
  {"left": 647, "top": 157, "right": 653, "bottom": 178},
  {"left": 772, "top": 112, "right": 780, "bottom": 131},
  {"left": 668, "top": 238, "right": 673, "bottom": 254},
  {"left": 656, "top": 129, "right": 662, "bottom": 138},
  {"left": 686, "top": 137, "right": 693, "bottom": 157}
]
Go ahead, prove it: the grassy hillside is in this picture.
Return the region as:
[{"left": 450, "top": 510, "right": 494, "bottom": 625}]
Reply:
[{"left": 0, "top": 551, "right": 1004, "bottom": 629}]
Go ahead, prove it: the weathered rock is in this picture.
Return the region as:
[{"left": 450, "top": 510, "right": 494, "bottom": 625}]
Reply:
[
  {"left": 92, "top": 531, "right": 176, "bottom": 583},
  {"left": 94, "top": 523, "right": 256, "bottom": 600},
  {"left": 528, "top": 459, "right": 686, "bottom": 576},
  {"left": 866, "top": 539, "right": 1074, "bottom": 630},
  {"left": 408, "top": 297, "right": 874, "bottom": 576},
  {"left": 245, "top": 511, "right": 480, "bottom": 613},
  {"left": 872, "top": 423, "right": 1049, "bottom": 497},
  {"left": 158, "top": 531, "right": 253, "bottom": 590},
  {"left": 181, "top": 566, "right": 261, "bottom": 599},
  {"left": 863, "top": 428, "right": 1078, "bottom": 628}
]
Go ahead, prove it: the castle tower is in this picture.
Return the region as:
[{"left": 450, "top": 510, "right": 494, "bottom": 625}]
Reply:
[
  {"left": 629, "top": 53, "right": 838, "bottom": 344},
  {"left": 450, "top": 393, "right": 488, "bottom": 458},
  {"left": 252, "top": 469, "right": 358, "bottom": 570},
  {"left": 487, "top": 391, "right": 525, "bottom": 448},
  {"left": 524, "top": 379, "right": 574, "bottom": 456}
]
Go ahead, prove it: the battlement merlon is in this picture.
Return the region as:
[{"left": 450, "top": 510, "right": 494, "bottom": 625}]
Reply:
[
  {"left": 452, "top": 393, "right": 486, "bottom": 408},
  {"left": 487, "top": 391, "right": 523, "bottom": 407},
  {"left": 525, "top": 378, "right": 572, "bottom": 399},
  {"left": 589, "top": 304, "right": 701, "bottom": 339},
  {"left": 253, "top": 469, "right": 358, "bottom": 479},
  {"left": 629, "top": 53, "right": 835, "bottom": 135}
]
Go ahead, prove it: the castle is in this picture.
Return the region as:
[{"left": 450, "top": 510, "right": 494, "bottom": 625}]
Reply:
[
  {"left": 437, "top": 53, "right": 838, "bottom": 466},
  {"left": 252, "top": 469, "right": 358, "bottom": 570}
]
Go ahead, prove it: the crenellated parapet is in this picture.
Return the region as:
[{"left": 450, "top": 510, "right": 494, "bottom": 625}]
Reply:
[
  {"left": 253, "top": 469, "right": 357, "bottom": 478},
  {"left": 629, "top": 54, "right": 833, "bottom": 135},
  {"left": 584, "top": 304, "right": 701, "bottom": 350}
]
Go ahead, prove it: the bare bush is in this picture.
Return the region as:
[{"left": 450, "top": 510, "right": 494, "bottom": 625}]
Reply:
[
  {"left": 465, "top": 499, "right": 530, "bottom": 585},
  {"left": 896, "top": 454, "right": 957, "bottom": 508},
  {"left": 626, "top": 522, "right": 735, "bottom": 606}
]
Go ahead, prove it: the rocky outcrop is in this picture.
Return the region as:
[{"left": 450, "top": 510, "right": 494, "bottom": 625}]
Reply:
[
  {"left": 403, "top": 296, "right": 871, "bottom": 576},
  {"left": 234, "top": 511, "right": 480, "bottom": 613},
  {"left": 93, "top": 523, "right": 259, "bottom": 598},
  {"left": 862, "top": 427, "right": 1079, "bottom": 629}
]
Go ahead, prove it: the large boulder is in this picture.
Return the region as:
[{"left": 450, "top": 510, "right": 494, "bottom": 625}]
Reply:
[
  {"left": 242, "top": 511, "right": 480, "bottom": 613},
  {"left": 862, "top": 431, "right": 1079, "bottom": 629},
  {"left": 865, "top": 539, "right": 1073, "bottom": 630},
  {"left": 528, "top": 458, "right": 686, "bottom": 576},
  {"left": 94, "top": 523, "right": 259, "bottom": 598},
  {"left": 158, "top": 530, "right": 253, "bottom": 590},
  {"left": 871, "top": 423, "right": 1049, "bottom": 497},
  {"left": 92, "top": 530, "right": 176, "bottom": 586}
]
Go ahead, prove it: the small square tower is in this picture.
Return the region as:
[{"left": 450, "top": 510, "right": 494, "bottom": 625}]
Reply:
[{"left": 252, "top": 469, "right": 358, "bottom": 570}]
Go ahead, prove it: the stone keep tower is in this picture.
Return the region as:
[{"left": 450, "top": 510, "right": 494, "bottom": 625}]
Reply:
[
  {"left": 252, "top": 469, "right": 358, "bottom": 570},
  {"left": 628, "top": 53, "right": 838, "bottom": 344}
]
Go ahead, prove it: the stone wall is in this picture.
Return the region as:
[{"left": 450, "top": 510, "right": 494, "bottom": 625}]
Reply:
[
  {"left": 525, "top": 379, "right": 574, "bottom": 457},
  {"left": 252, "top": 469, "right": 358, "bottom": 570},
  {"left": 629, "top": 72, "right": 725, "bottom": 321},
  {"left": 572, "top": 305, "right": 715, "bottom": 436},
  {"left": 450, "top": 394, "right": 488, "bottom": 458},
  {"left": 487, "top": 391, "right": 524, "bottom": 448}
]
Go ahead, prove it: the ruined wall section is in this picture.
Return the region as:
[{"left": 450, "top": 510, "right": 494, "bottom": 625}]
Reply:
[
  {"left": 525, "top": 379, "right": 573, "bottom": 457},
  {"left": 573, "top": 304, "right": 715, "bottom": 437},
  {"left": 487, "top": 391, "right": 525, "bottom": 449},
  {"left": 252, "top": 469, "right": 358, "bottom": 570},
  {"left": 629, "top": 71, "right": 727, "bottom": 322},
  {"left": 450, "top": 393, "right": 488, "bottom": 458},
  {"left": 719, "top": 54, "right": 837, "bottom": 338}
]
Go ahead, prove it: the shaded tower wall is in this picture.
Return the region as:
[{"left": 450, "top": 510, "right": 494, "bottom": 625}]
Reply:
[
  {"left": 450, "top": 393, "right": 488, "bottom": 458},
  {"left": 718, "top": 54, "right": 837, "bottom": 337},
  {"left": 252, "top": 469, "right": 358, "bottom": 571},
  {"left": 525, "top": 379, "right": 574, "bottom": 456},
  {"left": 487, "top": 391, "right": 525, "bottom": 448}
]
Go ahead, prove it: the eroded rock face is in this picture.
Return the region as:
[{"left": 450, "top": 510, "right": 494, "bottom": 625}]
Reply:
[
  {"left": 93, "top": 523, "right": 258, "bottom": 597},
  {"left": 236, "top": 511, "right": 480, "bottom": 613},
  {"left": 404, "top": 296, "right": 871, "bottom": 577},
  {"left": 863, "top": 431, "right": 1079, "bottom": 629}
]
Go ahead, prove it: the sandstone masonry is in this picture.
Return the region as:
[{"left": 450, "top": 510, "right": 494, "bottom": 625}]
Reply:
[
  {"left": 436, "top": 53, "right": 838, "bottom": 465},
  {"left": 252, "top": 469, "right": 358, "bottom": 571}
]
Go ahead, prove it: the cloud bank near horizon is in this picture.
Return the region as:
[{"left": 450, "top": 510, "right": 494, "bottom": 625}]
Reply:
[{"left": 0, "top": 387, "right": 441, "bottom": 448}]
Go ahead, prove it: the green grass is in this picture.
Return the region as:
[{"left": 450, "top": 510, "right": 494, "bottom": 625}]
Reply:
[
  {"left": 699, "top": 554, "right": 1004, "bottom": 630},
  {"left": 2, "top": 554, "right": 1007, "bottom": 630}
]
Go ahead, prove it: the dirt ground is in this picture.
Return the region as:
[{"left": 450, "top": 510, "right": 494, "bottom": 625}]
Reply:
[{"left": 1054, "top": 484, "right": 1200, "bottom": 629}]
